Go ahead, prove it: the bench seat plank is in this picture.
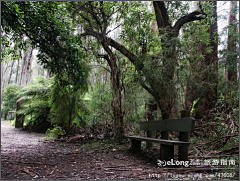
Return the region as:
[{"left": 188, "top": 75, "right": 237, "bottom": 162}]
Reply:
[{"left": 126, "top": 135, "right": 190, "bottom": 146}]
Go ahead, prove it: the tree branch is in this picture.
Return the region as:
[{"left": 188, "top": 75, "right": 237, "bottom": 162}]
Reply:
[
  {"left": 106, "top": 24, "right": 122, "bottom": 35},
  {"left": 92, "top": 63, "right": 111, "bottom": 73},
  {"left": 139, "top": 76, "right": 154, "bottom": 95},
  {"left": 153, "top": 1, "right": 171, "bottom": 30},
  {"left": 81, "top": 30, "right": 143, "bottom": 72},
  {"left": 97, "top": 54, "right": 112, "bottom": 68},
  {"left": 100, "top": 1, "right": 108, "bottom": 34},
  {"left": 88, "top": 2, "right": 103, "bottom": 32},
  {"left": 108, "top": 38, "right": 144, "bottom": 71},
  {"left": 173, "top": 11, "right": 207, "bottom": 36}
]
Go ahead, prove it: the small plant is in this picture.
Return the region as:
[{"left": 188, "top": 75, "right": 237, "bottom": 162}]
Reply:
[
  {"left": 191, "top": 98, "right": 200, "bottom": 116},
  {"left": 80, "top": 138, "right": 116, "bottom": 151},
  {"left": 11, "top": 119, "right": 16, "bottom": 127},
  {"left": 46, "top": 125, "right": 66, "bottom": 139}
]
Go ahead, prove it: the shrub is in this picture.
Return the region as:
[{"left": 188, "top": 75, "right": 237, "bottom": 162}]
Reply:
[{"left": 46, "top": 125, "right": 66, "bottom": 139}]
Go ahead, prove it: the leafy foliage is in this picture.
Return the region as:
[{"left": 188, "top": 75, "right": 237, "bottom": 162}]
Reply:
[
  {"left": 50, "top": 80, "right": 90, "bottom": 130},
  {"left": 1, "top": 2, "right": 239, "bottom": 158},
  {"left": 1, "top": 84, "right": 20, "bottom": 120},
  {"left": 46, "top": 125, "right": 66, "bottom": 139},
  {"left": 2, "top": 1, "right": 89, "bottom": 91},
  {"left": 87, "top": 82, "right": 113, "bottom": 124},
  {"left": 16, "top": 76, "right": 53, "bottom": 131}
]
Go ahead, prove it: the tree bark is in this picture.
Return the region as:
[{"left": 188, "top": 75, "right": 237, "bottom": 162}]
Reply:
[
  {"left": 2, "top": 62, "right": 9, "bottom": 92},
  {"left": 100, "top": 44, "right": 124, "bottom": 143},
  {"left": 111, "top": 65, "right": 124, "bottom": 143},
  {"left": 15, "top": 59, "right": 20, "bottom": 85},
  {"left": 26, "top": 47, "right": 33, "bottom": 84},
  {"left": 8, "top": 60, "right": 15, "bottom": 85},
  {"left": 225, "top": 1, "right": 237, "bottom": 101},
  {"left": 15, "top": 98, "right": 25, "bottom": 128},
  {"left": 20, "top": 51, "right": 27, "bottom": 87},
  {"left": 20, "top": 42, "right": 32, "bottom": 86}
]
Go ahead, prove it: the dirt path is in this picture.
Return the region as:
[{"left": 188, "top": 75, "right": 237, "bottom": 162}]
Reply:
[
  {"left": 3, "top": 121, "right": 235, "bottom": 180},
  {"left": 1, "top": 121, "right": 165, "bottom": 180}
]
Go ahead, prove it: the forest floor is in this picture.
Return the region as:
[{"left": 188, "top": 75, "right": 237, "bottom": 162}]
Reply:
[{"left": 1, "top": 121, "right": 238, "bottom": 180}]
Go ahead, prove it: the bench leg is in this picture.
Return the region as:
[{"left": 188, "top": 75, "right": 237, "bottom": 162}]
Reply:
[
  {"left": 179, "top": 146, "right": 188, "bottom": 161},
  {"left": 179, "top": 132, "right": 189, "bottom": 161},
  {"left": 160, "top": 145, "right": 174, "bottom": 161},
  {"left": 146, "top": 131, "right": 153, "bottom": 149},
  {"left": 131, "top": 140, "right": 141, "bottom": 153},
  {"left": 160, "top": 131, "right": 174, "bottom": 161}
]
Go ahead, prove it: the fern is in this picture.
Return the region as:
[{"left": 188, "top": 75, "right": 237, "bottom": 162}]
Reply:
[{"left": 16, "top": 76, "right": 53, "bottom": 131}]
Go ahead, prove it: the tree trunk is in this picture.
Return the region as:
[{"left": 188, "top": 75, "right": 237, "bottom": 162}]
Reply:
[
  {"left": 225, "top": 1, "right": 237, "bottom": 101},
  {"left": 26, "top": 47, "right": 33, "bottom": 84},
  {"left": 200, "top": 1, "right": 218, "bottom": 117},
  {"left": 20, "top": 51, "right": 27, "bottom": 87},
  {"left": 8, "top": 60, "right": 15, "bottom": 85},
  {"left": 20, "top": 43, "right": 32, "bottom": 86},
  {"left": 2, "top": 62, "right": 9, "bottom": 92},
  {"left": 111, "top": 66, "right": 124, "bottom": 143},
  {"left": 15, "top": 59, "right": 20, "bottom": 84},
  {"left": 15, "top": 98, "right": 25, "bottom": 128},
  {"left": 100, "top": 43, "right": 124, "bottom": 143},
  {"left": 184, "top": 1, "right": 218, "bottom": 118}
]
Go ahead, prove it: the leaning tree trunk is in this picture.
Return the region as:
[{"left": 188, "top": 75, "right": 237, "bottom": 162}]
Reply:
[{"left": 100, "top": 42, "right": 124, "bottom": 143}]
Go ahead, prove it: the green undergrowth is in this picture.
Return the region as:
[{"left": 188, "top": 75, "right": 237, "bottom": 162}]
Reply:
[
  {"left": 2, "top": 119, "right": 15, "bottom": 127},
  {"left": 45, "top": 125, "right": 66, "bottom": 140},
  {"left": 80, "top": 137, "right": 130, "bottom": 152}
]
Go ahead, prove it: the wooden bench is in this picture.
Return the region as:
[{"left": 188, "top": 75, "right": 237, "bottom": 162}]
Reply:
[{"left": 126, "top": 117, "right": 195, "bottom": 161}]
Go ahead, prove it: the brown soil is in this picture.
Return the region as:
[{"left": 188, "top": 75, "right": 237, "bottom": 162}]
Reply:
[
  {"left": 2, "top": 121, "right": 238, "bottom": 180},
  {"left": 1, "top": 121, "right": 164, "bottom": 180}
]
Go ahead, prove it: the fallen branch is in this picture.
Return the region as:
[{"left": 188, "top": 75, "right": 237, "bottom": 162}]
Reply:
[
  {"left": 19, "top": 168, "right": 36, "bottom": 177},
  {"left": 47, "top": 165, "right": 57, "bottom": 175}
]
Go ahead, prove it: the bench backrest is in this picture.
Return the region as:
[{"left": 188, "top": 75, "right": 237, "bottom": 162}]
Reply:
[{"left": 139, "top": 117, "right": 195, "bottom": 132}]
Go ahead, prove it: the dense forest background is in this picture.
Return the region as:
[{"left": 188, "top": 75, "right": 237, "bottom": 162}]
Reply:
[{"left": 1, "top": 1, "right": 239, "bottom": 148}]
